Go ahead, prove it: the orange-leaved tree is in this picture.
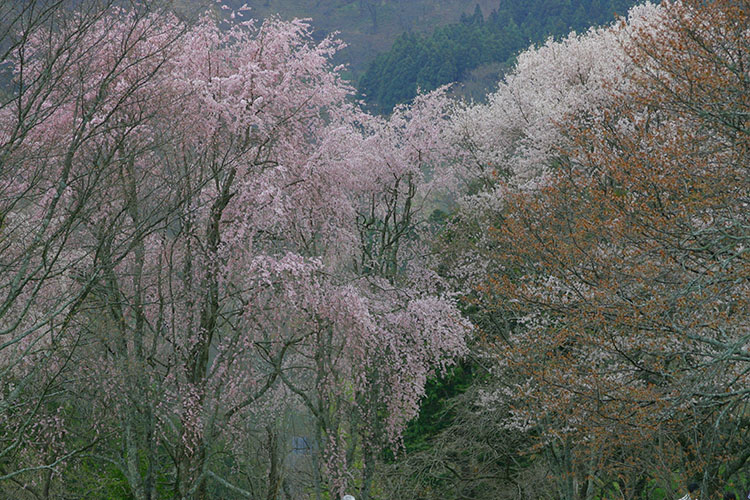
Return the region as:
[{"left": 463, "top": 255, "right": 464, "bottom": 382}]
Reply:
[{"left": 478, "top": 0, "right": 749, "bottom": 497}]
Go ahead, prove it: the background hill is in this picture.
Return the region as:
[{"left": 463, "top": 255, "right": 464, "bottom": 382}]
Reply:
[
  {"left": 207, "top": 0, "right": 504, "bottom": 79},
  {"left": 358, "top": 0, "right": 642, "bottom": 112}
]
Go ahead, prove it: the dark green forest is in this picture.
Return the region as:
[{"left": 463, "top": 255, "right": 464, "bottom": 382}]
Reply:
[{"left": 358, "top": 0, "right": 641, "bottom": 113}]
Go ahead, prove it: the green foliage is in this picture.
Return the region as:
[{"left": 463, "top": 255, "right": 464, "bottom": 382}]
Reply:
[
  {"left": 381, "top": 360, "right": 477, "bottom": 464},
  {"left": 402, "top": 361, "right": 477, "bottom": 454},
  {"left": 64, "top": 457, "right": 135, "bottom": 500},
  {"left": 358, "top": 0, "right": 643, "bottom": 113}
]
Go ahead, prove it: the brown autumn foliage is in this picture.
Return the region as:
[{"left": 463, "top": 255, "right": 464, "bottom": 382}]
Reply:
[{"left": 480, "top": 0, "right": 749, "bottom": 496}]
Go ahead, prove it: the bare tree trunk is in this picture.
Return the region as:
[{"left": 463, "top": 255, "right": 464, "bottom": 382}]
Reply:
[{"left": 266, "top": 426, "right": 283, "bottom": 500}]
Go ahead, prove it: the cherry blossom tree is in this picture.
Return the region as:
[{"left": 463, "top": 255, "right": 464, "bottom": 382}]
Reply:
[
  {"left": 0, "top": 3, "right": 189, "bottom": 497},
  {"left": 282, "top": 88, "right": 470, "bottom": 500},
  {"left": 54, "top": 12, "right": 365, "bottom": 499}
]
